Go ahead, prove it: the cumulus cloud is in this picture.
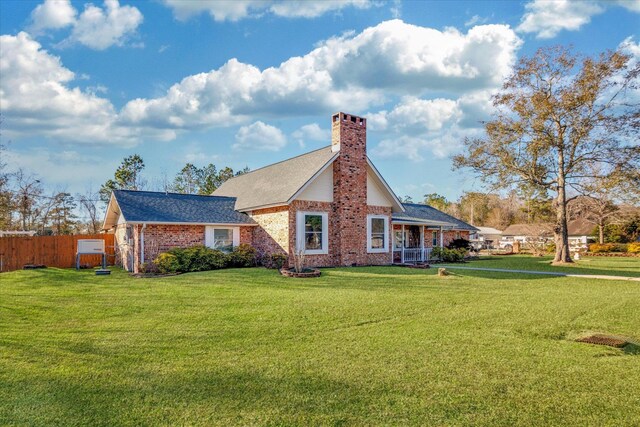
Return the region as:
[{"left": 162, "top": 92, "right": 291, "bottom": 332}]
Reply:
[
  {"left": 234, "top": 121, "right": 287, "bottom": 151},
  {"left": 370, "top": 91, "right": 492, "bottom": 161},
  {"left": 162, "top": 0, "right": 373, "bottom": 22},
  {"left": 292, "top": 123, "right": 331, "bottom": 143},
  {"left": 66, "top": 0, "right": 143, "bottom": 50},
  {"left": 120, "top": 20, "right": 521, "bottom": 130},
  {"left": 27, "top": 0, "right": 143, "bottom": 49},
  {"left": 0, "top": 32, "right": 167, "bottom": 144},
  {"left": 517, "top": 0, "right": 639, "bottom": 39},
  {"left": 29, "top": 0, "right": 77, "bottom": 34}
]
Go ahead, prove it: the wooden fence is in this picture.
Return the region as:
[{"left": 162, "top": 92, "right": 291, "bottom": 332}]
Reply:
[{"left": 0, "top": 234, "right": 115, "bottom": 272}]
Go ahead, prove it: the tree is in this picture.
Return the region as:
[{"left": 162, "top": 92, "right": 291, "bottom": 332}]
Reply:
[
  {"left": 99, "top": 155, "right": 145, "bottom": 203},
  {"left": 172, "top": 163, "right": 201, "bottom": 194},
  {"left": 454, "top": 46, "right": 640, "bottom": 264},
  {"left": 172, "top": 163, "right": 250, "bottom": 195},
  {"left": 458, "top": 192, "right": 491, "bottom": 225},
  {"left": 423, "top": 193, "right": 451, "bottom": 212},
  {"left": 77, "top": 189, "right": 101, "bottom": 234},
  {"left": 0, "top": 141, "right": 13, "bottom": 229},
  {"left": 14, "top": 169, "right": 42, "bottom": 231},
  {"left": 49, "top": 192, "right": 77, "bottom": 234}
]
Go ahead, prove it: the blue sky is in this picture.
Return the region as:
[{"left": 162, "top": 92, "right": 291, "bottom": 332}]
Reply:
[{"left": 1, "top": 0, "right": 639, "bottom": 202}]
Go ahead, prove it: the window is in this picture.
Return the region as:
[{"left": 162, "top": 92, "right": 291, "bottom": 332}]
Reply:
[
  {"left": 367, "top": 215, "right": 388, "bottom": 253},
  {"left": 296, "top": 211, "right": 328, "bottom": 255},
  {"left": 432, "top": 231, "right": 438, "bottom": 246},
  {"left": 205, "top": 226, "right": 239, "bottom": 252},
  {"left": 455, "top": 231, "right": 461, "bottom": 239}
]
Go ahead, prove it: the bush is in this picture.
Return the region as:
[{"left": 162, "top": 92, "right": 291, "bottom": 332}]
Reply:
[
  {"left": 448, "top": 238, "right": 471, "bottom": 250},
  {"left": 227, "top": 244, "right": 257, "bottom": 267},
  {"left": 167, "top": 245, "right": 228, "bottom": 272},
  {"left": 153, "top": 253, "right": 180, "bottom": 274},
  {"left": 589, "top": 243, "right": 617, "bottom": 253},
  {"left": 627, "top": 242, "right": 640, "bottom": 254},
  {"left": 261, "top": 253, "right": 288, "bottom": 269},
  {"left": 432, "top": 247, "right": 467, "bottom": 262}
]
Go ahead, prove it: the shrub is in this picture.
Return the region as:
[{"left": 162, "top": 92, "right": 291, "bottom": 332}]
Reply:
[
  {"left": 227, "top": 244, "right": 257, "bottom": 267},
  {"left": 448, "top": 238, "right": 471, "bottom": 250},
  {"left": 261, "top": 253, "right": 288, "bottom": 269},
  {"left": 432, "top": 247, "right": 467, "bottom": 262},
  {"left": 154, "top": 253, "right": 180, "bottom": 274},
  {"left": 167, "top": 245, "right": 228, "bottom": 272},
  {"left": 627, "top": 242, "right": 640, "bottom": 254},
  {"left": 589, "top": 243, "right": 617, "bottom": 253}
]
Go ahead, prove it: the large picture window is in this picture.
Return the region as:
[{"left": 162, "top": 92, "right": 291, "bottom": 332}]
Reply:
[
  {"left": 367, "top": 215, "right": 388, "bottom": 253},
  {"left": 296, "top": 211, "right": 328, "bottom": 255}
]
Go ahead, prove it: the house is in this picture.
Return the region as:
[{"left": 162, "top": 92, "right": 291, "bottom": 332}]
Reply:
[
  {"left": 499, "top": 220, "right": 595, "bottom": 251},
  {"left": 103, "top": 112, "right": 477, "bottom": 272},
  {"left": 469, "top": 226, "right": 502, "bottom": 249}
]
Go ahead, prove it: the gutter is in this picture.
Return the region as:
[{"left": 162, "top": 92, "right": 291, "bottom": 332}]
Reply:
[{"left": 140, "top": 224, "right": 146, "bottom": 265}]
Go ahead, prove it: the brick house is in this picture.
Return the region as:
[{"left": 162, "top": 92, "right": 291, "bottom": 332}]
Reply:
[{"left": 103, "top": 112, "right": 476, "bottom": 272}]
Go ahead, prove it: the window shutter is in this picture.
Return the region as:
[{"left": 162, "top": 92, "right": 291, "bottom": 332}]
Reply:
[
  {"left": 205, "top": 226, "right": 214, "bottom": 248},
  {"left": 232, "top": 227, "right": 240, "bottom": 247}
]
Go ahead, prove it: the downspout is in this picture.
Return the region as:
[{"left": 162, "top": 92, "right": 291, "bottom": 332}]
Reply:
[
  {"left": 440, "top": 226, "right": 444, "bottom": 248},
  {"left": 140, "top": 223, "right": 147, "bottom": 265}
]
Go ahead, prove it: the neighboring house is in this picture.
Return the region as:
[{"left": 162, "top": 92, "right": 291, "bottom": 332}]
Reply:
[
  {"left": 469, "top": 226, "right": 503, "bottom": 249},
  {"left": 103, "top": 112, "right": 477, "bottom": 272},
  {"left": 500, "top": 220, "right": 595, "bottom": 251}
]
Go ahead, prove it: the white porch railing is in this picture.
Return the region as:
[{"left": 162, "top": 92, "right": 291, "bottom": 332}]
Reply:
[{"left": 394, "top": 247, "right": 435, "bottom": 264}]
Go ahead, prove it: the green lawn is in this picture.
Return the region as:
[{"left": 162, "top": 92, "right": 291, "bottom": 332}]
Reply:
[
  {"left": 460, "top": 254, "right": 640, "bottom": 277},
  {"left": 1, "top": 266, "right": 639, "bottom": 426}
]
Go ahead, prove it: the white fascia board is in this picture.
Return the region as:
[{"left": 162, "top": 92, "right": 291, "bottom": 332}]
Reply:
[
  {"left": 287, "top": 152, "right": 339, "bottom": 204},
  {"left": 126, "top": 221, "right": 258, "bottom": 227},
  {"left": 101, "top": 193, "right": 122, "bottom": 231},
  {"left": 366, "top": 157, "right": 405, "bottom": 212}
]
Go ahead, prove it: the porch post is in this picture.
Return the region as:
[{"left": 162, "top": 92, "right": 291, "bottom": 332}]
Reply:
[
  {"left": 420, "top": 226, "right": 424, "bottom": 261},
  {"left": 401, "top": 224, "right": 405, "bottom": 264},
  {"left": 440, "top": 226, "right": 444, "bottom": 248}
]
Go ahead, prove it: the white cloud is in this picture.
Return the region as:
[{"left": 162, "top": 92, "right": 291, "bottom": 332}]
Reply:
[
  {"left": 292, "top": 123, "right": 331, "bottom": 143},
  {"left": 120, "top": 20, "right": 521, "bottom": 130},
  {"left": 29, "top": 0, "right": 77, "bottom": 34},
  {"left": 162, "top": 0, "right": 373, "bottom": 22},
  {"left": 233, "top": 121, "right": 287, "bottom": 151},
  {"left": 0, "top": 32, "right": 168, "bottom": 145},
  {"left": 65, "top": 0, "right": 143, "bottom": 50},
  {"left": 517, "top": 0, "right": 640, "bottom": 39}
]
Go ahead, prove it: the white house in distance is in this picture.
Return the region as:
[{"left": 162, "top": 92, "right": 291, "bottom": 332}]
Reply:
[
  {"left": 469, "top": 226, "right": 502, "bottom": 249},
  {"left": 499, "top": 220, "right": 595, "bottom": 251}
]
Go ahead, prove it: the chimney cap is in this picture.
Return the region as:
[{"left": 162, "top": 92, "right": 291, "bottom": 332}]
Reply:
[{"left": 332, "top": 112, "right": 366, "bottom": 124}]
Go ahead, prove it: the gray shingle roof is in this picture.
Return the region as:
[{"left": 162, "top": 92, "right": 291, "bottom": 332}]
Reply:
[
  {"left": 213, "top": 146, "right": 338, "bottom": 211},
  {"left": 393, "top": 203, "right": 478, "bottom": 231},
  {"left": 113, "top": 190, "right": 256, "bottom": 225}
]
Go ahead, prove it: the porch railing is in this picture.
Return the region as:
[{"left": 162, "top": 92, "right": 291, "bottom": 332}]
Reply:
[{"left": 394, "top": 247, "right": 435, "bottom": 264}]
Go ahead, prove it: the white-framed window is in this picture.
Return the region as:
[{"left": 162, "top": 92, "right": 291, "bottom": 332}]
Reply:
[
  {"left": 296, "top": 211, "right": 329, "bottom": 255},
  {"left": 432, "top": 231, "right": 438, "bottom": 246},
  {"left": 205, "top": 226, "right": 239, "bottom": 252},
  {"left": 367, "top": 215, "right": 389, "bottom": 253}
]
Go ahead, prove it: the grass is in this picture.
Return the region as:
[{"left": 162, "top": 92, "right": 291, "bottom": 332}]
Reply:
[
  {"left": 459, "top": 254, "right": 640, "bottom": 277},
  {"left": 1, "top": 265, "right": 640, "bottom": 426}
]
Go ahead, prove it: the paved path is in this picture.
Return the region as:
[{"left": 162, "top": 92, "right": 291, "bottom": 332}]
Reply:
[{"left": 437, "top": 265, "right": 640, "bottom": 282}]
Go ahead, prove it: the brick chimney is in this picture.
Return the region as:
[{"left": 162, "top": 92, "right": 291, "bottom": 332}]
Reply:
[{"left": 331, "top": 112, "right": 368, "bottom": 266}]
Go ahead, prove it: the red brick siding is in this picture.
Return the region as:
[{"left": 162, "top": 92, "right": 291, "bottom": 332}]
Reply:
[
  {"left": 289, "top": 200, "right": 334, "bottom": 267},
  {"left": 365, "top": 205, "right": 393, "bottom": 265},
  {"left": 249, "top": 206, "right": 289, "bottom": 256}
]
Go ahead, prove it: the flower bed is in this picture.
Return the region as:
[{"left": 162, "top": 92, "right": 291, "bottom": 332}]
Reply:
[{"left": 279, "top": 268, "right": 321, "bottom": 278}]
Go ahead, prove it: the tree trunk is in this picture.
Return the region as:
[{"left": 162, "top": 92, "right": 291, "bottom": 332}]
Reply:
[
  {"left": 553, "top": 170, "right": 572, "bottom": 264},
  {"left": 598, "top": 221, "right": 604, "bottom": 244}
]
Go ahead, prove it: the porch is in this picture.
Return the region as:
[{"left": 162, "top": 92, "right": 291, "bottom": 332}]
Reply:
[{"left": 392, "top": 223, "right": 447, "bottom": 264}]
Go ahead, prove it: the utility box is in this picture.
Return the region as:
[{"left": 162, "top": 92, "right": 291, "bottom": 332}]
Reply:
[{"left": 77, "top": 239, "right": 105, "bottom": 254}]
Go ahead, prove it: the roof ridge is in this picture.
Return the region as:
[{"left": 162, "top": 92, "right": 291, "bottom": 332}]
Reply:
[{"left": 115, "top": 189, "right": 236, "bottom": 199}]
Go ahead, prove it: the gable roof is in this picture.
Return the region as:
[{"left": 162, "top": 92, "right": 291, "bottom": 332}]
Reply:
[
  {"left": 501, "top": 223, "right": 553, "bottom": 237},
  {"left": 475, "top": 226, "right": 503, "bottom": 235},
  {"left": 212, "top": 146, "right": 404, "bottom": 212},
  {"left": 213, "top": 146, "right": 338, "bottom": 211},
  {"left": 102, "top": 190, "right": 256, "bottom": 230},
  {"left": 392, "top": 203, "right": 478, "bottom": 231},
  {"left": 568, "top": 218, "right": 596, "bottom": 236}
]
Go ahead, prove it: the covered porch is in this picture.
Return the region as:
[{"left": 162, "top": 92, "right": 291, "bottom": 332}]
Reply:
[{"left": 392, "top": 220, "right": 454, "bottom": 264}]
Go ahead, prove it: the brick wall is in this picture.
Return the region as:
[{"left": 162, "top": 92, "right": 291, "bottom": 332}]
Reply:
[
  {"left": 249, "top": 206, "right": 289, "bottom": 256},
  {"left": 366, "top": 205, "right": 393, "bottom": 265},
  {"left": 289, "top": 200, "right": 334, "bottom": 267}
]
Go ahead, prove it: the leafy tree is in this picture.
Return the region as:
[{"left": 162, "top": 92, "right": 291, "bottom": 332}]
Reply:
[
  {"left": 172, "top": 163, "right": 201, "bottom": 194},
  {"left": 454, "top": 46, "right": 639, "bottom": 263},
  {"left": 99, "top": 155, "right": 145, "bottom": 203},
  {"left": 49, "top": 192, "right": 78, "bottom": 234},
  {"left": 172, "top": 163, "right": 250, "bottom": 195},
  {"left": 423, "top": 193, "right": 450, "bottom": 212}
]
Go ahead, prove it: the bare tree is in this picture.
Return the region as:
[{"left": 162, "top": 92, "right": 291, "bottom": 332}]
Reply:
[{"left": 454, "top": 46, "right": 640, "bottom": 264}]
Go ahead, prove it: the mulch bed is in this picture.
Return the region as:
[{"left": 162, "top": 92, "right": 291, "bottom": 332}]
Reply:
[
  {"left": 576, "top": 334, "right": 629, "bottom": 348},
  {"left": 585, "top": 253, "right": 640, "bottom": 257},
  {"left": 280, "top": 268, "right": 321, "bottom": 278},
  {"left": 23, "top": 264, "right": 47, "bottom": 269}
]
